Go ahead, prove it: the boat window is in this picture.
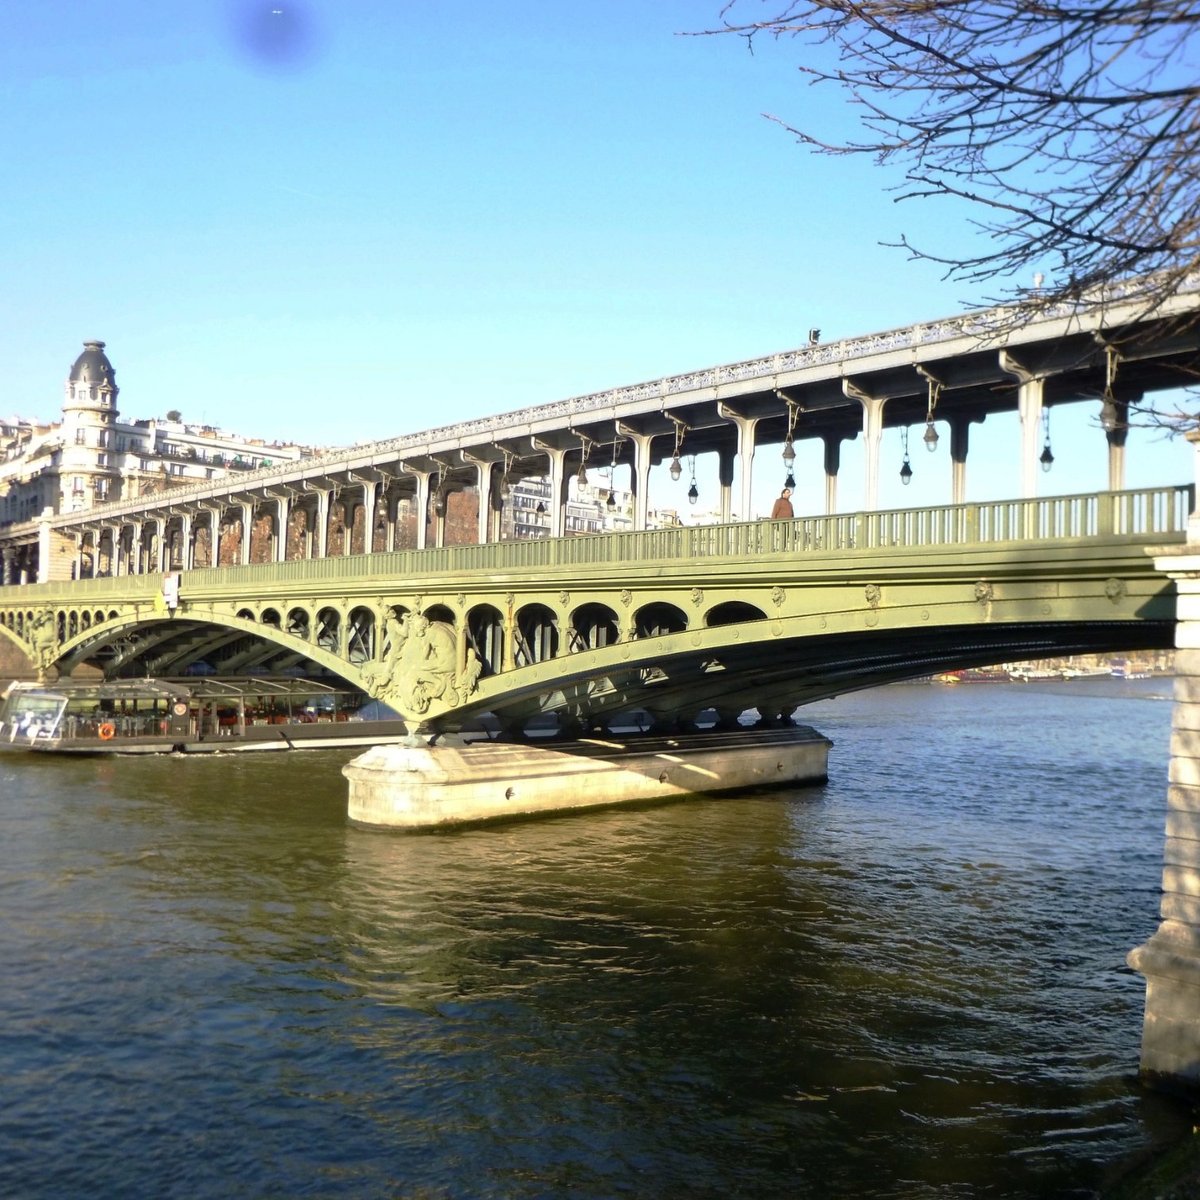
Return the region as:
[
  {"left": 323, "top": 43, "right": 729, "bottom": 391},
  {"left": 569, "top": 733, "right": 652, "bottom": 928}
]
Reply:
[{"left": 1, "top": 691, "right": 68, "bottom": 738}]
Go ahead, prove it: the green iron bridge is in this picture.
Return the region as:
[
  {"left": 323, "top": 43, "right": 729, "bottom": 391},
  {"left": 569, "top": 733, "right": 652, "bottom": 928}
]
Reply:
[{"left": 0, "top": 484, "right": 1189, "bottom": 736}]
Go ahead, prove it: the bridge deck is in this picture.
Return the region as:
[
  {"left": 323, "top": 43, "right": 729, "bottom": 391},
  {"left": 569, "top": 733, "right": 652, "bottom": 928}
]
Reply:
[{"left": 0, "top": 485, "right": 1191, "bottom": 736}]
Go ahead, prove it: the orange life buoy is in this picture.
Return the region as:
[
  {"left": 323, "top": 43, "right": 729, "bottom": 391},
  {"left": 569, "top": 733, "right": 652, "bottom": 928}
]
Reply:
[{"left": 98, "top": 722, "right": 115, "bottom": 741}]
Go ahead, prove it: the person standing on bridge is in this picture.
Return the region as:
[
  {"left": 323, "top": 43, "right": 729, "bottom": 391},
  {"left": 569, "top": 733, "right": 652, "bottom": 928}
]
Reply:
[{"left": 770, "top": 488, "right": 794, "bottom": 520}]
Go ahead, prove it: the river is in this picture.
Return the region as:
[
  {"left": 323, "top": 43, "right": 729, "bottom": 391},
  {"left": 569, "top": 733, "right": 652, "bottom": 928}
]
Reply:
[{"left": 0, "top": 677, "right": 1189, "bottom": 1198}]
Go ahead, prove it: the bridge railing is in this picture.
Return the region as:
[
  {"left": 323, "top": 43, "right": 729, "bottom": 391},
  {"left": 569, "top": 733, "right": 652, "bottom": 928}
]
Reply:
[{"left": 0, "top": 485, "right": 1191, "bottom": 601}]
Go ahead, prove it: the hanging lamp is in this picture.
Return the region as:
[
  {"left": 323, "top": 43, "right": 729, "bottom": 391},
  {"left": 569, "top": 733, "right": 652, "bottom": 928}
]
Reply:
[
  {"left": 899, "top": 427, "right": 913, "bottom": 485},
  {"left": 1040, "top": 409, "right": 1054, "bottom": 472}
]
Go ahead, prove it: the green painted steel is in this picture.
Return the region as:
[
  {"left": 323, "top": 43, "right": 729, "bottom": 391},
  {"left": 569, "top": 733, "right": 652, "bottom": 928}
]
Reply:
[{"left": 0, "top": 486, "right": 1190, "bottom": 733}]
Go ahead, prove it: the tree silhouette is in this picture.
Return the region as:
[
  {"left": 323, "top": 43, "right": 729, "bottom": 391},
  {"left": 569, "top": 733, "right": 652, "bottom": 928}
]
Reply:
[{"left": 704, "top": 1, "right": 1200, "bottom": 314}]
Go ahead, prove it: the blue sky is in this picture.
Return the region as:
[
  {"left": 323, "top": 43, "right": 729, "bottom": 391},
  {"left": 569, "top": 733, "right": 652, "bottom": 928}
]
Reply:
[{"left": 2, "top": 1, "right": 1192, "bottom": 516}]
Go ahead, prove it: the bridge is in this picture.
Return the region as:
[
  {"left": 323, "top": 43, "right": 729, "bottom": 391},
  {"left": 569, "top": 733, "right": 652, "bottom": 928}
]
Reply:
[
  {"left": 5, "top": 288, "right": 1200, "bottom": 1095},
  {"left": 0, "top": 484, "right": 1189, "bottom": 734},
  {"left": 3, "top": 278, "right": 1200, "bottom": 587}
]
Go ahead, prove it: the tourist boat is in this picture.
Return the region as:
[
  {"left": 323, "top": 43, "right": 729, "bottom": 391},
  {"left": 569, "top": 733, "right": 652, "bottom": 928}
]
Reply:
[
  {"left": 1008, "top": 666, "right": 1062, "bottom": 682},
  {"left": 0, "top": 676, "right": 414, "bottom": 754},
  {"left": 1110, "top": 658, "right": 1152, "bottom": 680}
]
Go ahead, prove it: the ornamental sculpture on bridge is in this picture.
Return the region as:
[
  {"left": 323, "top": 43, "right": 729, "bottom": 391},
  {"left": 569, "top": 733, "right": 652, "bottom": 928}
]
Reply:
[
  {"left": 361, "top": 611, "right": 482, "bottom": 717},
  {"left": 28, "top": 608, "right": 59, "bottom": 682}
]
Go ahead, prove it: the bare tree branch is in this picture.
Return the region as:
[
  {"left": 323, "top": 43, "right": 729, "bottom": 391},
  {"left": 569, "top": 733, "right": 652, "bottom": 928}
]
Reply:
[{"left": 697, "top": 1, "right": 1200, "bottom": 314}]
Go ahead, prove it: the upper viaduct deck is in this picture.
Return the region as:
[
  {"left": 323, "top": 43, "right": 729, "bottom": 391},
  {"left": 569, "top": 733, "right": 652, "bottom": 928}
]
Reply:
[{"left": 3, "top": 279, "right": 1200, "bottom": 589}]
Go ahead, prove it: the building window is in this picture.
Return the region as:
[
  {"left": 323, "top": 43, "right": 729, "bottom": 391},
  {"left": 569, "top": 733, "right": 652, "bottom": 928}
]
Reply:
[
  {"left": 97, "top": 453, "right": 108, "bottom": 466},
  {"left": 72, "top": 476, "right": 84, "bottom": 496},
  {"left": 75, "top": 429, "right": 86, "bottom": 445},
  {"left": 95, "top": 479, "right": 109, "bottom": 499}
]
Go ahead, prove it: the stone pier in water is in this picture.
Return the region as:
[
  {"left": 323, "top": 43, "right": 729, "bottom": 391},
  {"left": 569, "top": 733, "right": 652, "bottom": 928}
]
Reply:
[
  {"left": 1130, "top": 433, "right": 1200, "bottom": 1094},
  {"left": 343, "top": 726, "right": 831, "bottom": 830}
]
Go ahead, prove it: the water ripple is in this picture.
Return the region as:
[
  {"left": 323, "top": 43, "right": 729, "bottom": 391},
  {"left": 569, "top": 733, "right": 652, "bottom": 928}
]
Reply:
[{"left": 0, "top": 679, "right": 1187, "bottom": 1197}]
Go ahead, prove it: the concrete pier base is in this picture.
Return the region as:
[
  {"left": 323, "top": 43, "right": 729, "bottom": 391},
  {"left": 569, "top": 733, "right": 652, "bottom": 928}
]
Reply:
[
  {"left": 1131, "top": 528, "right": 1200, "bottom": 1094},
  {"left": 343, "top": 726, "right": 832, "bottom": 830},
  {"left": 1127, "top": 930, "right": 1200, "bottom": 1095},
  {"left": 1129, "top": 640, "right": 1200, "bottom": 1093}
]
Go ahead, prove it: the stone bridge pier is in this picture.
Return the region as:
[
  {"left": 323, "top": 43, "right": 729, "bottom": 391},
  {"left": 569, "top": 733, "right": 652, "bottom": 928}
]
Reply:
[{"left": 1130, "top": 433, "right": 1200, "bottom": 1093}]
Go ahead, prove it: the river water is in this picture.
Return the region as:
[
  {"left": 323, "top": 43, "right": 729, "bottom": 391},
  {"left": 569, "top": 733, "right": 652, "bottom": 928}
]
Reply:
[{"left": 0, "top": 677, "right": 1190, "bottom": 1198}]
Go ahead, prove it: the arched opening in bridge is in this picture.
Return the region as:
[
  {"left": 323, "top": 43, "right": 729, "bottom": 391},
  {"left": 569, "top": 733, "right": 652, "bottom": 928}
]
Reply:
[
  {"left": 635, "top": 602, "right": 688, "bottom": 639},
  {"left": 515, "top": 604, "right": 559, "bottom": 665},
  {"left": 287, "top": 608, "right": 310, "bottom": 640},
  {"left": 706, "top": 601, "right": 767, "bottom": 626},
  {"left": 261, "top": 608, "right": 281, "bottom": 629},
  {"left": 346, "top": 607, "right": 376, "bottom": 664},
  {"left": 316, "top": 608, "right": 340, "bottom": 654},
  {"left": 467, "top": 605, "right": 505, "bottom": 677},
  {"left": 423, "top": 603, "right": 456, "bottom": 627},
  {"left": 570, "top": 603, "right": 620, "bottom": 652}
]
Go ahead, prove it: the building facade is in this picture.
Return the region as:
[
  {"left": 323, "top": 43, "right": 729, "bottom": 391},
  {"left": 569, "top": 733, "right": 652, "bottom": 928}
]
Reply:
[{"left": 0, "top": 341, "right": 310, "bottom": 529}]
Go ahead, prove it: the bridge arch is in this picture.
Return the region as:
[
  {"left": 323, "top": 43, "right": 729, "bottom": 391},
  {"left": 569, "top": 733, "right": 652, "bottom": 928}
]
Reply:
[
  {"left": 346, "top": 606, "right": 376, "bottom": 664},
  {"left": 0, "top": 620, "right": 33, "bottom": 661},
  {"left": 515, "top": 602, "right": 559, "bottom": 665},
  {"left": 0, "top": 482, "right": 1186, "bottom": 731},
  {"left": 570, "top": 602, "right": 620, "bottom": 652},
  {"left": 635, "top": 602, "right": 688, "bottom": 639},
  {"left": 422, "top": 603, "right": 456, "bottom": 626},
  {"left": 315, "top": 607, "right": 340, "bottom": 654},
  {"left": 706, "top": 600, "right": 767, "bottom": 627},
  {"left": 466, "top": 604, "right": 505, "bottom": 676},
  {"left": 47, "top": 610, "right": 372, "bottom": 690},
  {"left": 287, "top": 606, "right": 311, "bottom": 640}
]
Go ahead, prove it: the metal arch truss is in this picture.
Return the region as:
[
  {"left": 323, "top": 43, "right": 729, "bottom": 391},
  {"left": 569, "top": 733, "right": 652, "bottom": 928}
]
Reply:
[{"left": 0, "top": 486, "right": 1186, "bottom": 735}]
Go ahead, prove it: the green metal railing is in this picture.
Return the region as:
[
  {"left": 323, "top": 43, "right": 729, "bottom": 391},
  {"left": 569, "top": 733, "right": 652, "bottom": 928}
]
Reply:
[{"left": 2, "top": 485, "right": 1191, "bottom": 603}]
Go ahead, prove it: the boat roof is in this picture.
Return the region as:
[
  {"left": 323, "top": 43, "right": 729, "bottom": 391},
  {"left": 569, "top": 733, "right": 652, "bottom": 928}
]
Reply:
[{"left": 3, "top": 676, "right": 354, "bottom": 703}]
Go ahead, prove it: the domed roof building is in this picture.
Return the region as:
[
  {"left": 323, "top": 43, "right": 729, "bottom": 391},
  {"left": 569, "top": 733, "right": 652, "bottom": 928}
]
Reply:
[
  {"left": 67, "top": 340, "right": 117, "bottom": 390},
  {"left": 0, "top": 339, "right": 311, "bottom": 543}
]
